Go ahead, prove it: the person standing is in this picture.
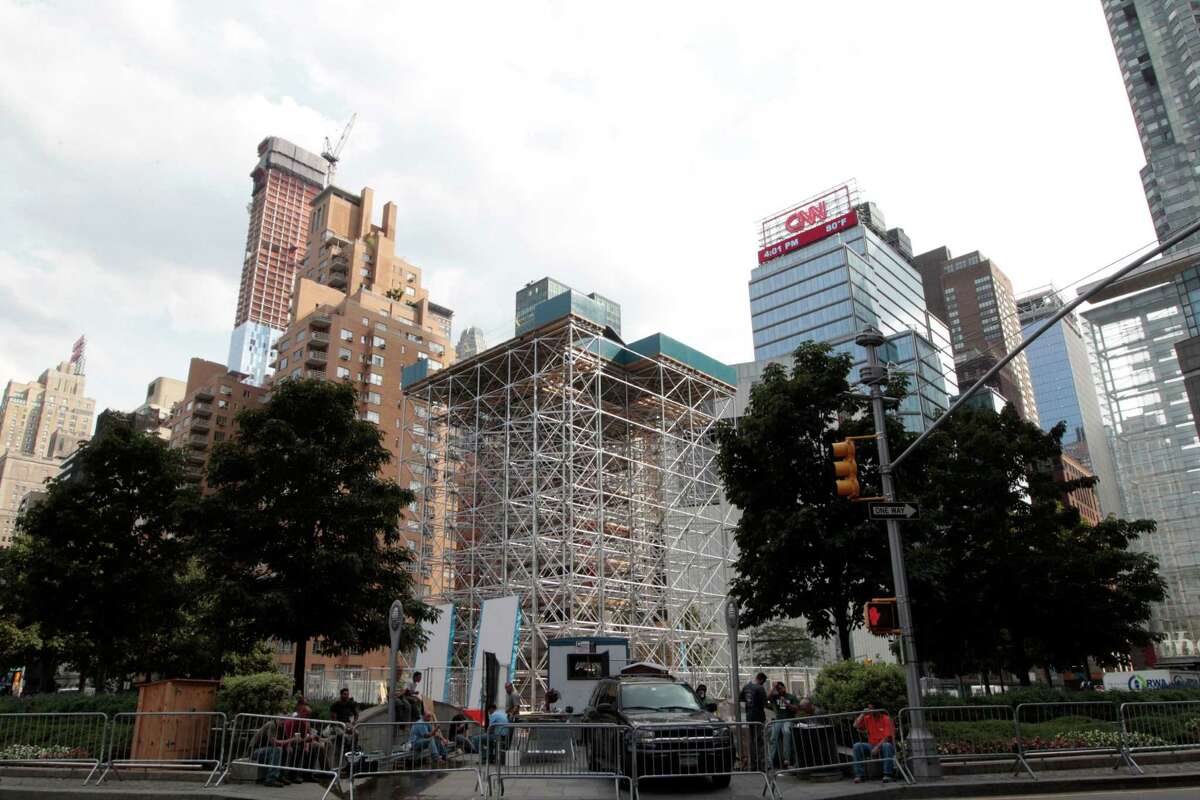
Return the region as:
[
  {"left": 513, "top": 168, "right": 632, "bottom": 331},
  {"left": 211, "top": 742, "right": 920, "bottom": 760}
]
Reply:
[
  {"left": 504, "top": 682, "right": 521, "bottom": 721},
  {"left": 767, "top": 681, "right": 799, "bottom": 769},
  {"left": 741, "top": 673, "right": 768, "bottom": 768}
]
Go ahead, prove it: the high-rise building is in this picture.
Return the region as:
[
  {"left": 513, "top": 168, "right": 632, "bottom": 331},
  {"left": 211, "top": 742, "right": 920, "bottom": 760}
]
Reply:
[
  {"left": 1082, "top": 278, "right": 1200, "bottom": 661},
  {"left": 166, "top": 359, "right": 267, "bottom": 488},
  {"left": 1101, "top": 1, "right": 1200, "bottom": 437},
  {"left": 0, "top": 451, "right": 65, "bottom": 547},
  {"left": 749, "top": 183, "right": 957, "bottom": 431},
  {"left": 228, "top": 137, "right": 328, "bottom": 386},
  {"left": 1016, "top": 287, "right": 1121, "bottom": 516},
  {"left": 1101, "top": 0, "right": 1200, "bottom": 253},
  {"left": 912, "top": 247, "right": 1039, "bottom": 425},
  {"left": 0, "top": 352, "right": 95, "bottom": 459},
  {"left": 1051, "top": 452, "right": 1104, "bottom": 527},
  {"left": 516, "top": 277, "right": 621, "bottom": 336},
  {"left": 456, "top": 327, "right": 487, "bottom": 360}
]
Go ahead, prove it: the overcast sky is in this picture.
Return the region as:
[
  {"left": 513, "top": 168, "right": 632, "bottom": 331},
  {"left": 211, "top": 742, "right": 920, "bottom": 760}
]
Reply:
[{"left": 0, "top": 1, "right": 1154, "bottom": 421}]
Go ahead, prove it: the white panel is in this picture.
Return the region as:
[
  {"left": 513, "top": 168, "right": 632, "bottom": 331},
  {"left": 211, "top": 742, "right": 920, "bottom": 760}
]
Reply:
[
  {"left": 466, "top": 595, "right": 521, "bottom": 710},
  {"left": 412, "top": 603, "right": 455, "bottom": 703}
]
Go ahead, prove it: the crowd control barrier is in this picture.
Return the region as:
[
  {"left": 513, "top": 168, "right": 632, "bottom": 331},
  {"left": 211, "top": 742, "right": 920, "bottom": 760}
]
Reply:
[
  {"left": 215, "top": 713, "right": 346, "bottom": 800},
  {"left": 344, "top": 719, "right": 486, "bottom": 798},
  {"left": 770, "top": 709, "right": 911, "bottom": 786},
  {"left": 629, "top": 720, "right": 769, "bottom": 800},
  {"left": 1015, "top": 702, "right": 1132, "bottom": 771},
  {"left": 900, "top": 705, "right": 1033, "bottom": 779},
  {"left": 0, "top": 712, "right": 108, "bottom": 784},
  {"left": 98, "top": 711, "right": 226, "bottom": 784},
  {"left": 1119, "top": 700, "right": 1200, "bottom": 774},
  {"left": 490, "top": 722, "right": 627, "bottom": 800}
]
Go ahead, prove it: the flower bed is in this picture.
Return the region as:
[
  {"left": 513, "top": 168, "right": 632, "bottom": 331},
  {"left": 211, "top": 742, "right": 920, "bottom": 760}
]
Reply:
[{"left": 0, "top": 743, "right": 91, "bottom": 761}]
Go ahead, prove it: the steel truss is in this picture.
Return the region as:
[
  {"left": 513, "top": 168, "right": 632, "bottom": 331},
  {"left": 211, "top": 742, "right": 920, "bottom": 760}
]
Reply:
[{"left": 402, "top": 315, "right": 737, "bottom": 705}]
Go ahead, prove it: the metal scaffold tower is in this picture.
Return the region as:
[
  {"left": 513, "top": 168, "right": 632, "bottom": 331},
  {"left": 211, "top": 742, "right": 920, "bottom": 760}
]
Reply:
[{"left": 402, "top": 313, "right": 737, "bottom": 705}]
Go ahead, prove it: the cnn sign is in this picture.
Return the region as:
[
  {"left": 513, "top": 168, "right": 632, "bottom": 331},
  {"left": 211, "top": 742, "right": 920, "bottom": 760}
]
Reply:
[{"left": 757, "top": 183, "right": 857, "bottom": 265}]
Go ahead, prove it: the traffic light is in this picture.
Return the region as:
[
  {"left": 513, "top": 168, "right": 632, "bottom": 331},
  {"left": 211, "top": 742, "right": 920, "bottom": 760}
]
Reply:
[
  {"left": 831, "top": 439, "right": 859, "bottom": 499},
  {"left": 864, "top": 597, "right": 900, "bottom": 635}
]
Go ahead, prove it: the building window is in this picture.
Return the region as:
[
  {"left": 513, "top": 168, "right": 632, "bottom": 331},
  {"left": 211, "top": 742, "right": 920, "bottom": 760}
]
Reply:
[
  {"left": 371, "top": 354, "right": 385, "bottom": 367},
  {"left": 369, "top": 373, "right": 383, "bottom": 386},
  {"left": 280, "top": 357, "right": 288, "bottom": 369},
  {"left": 366, "top": 391, "right": 381, "bottom": 405},
  {"left": 337, "top": 366, "right": 351, "bottom": 379},
  {"left": 364, "top": 410, "right": 380, "bottom": 424},
  {"left": 340, "top": 329, "right": 354, "bottom": 342},
  {"left": 372, "top": 336, "right": 386, "bottom": 349},
  {"left": 216, "top": 416, "right": 228, "bottom": 427}
]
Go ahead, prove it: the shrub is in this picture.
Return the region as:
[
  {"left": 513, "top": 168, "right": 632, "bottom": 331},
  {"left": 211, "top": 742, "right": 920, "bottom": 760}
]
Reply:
[
  {"left": 0, "top": 692, "right": 137, "bottom": 716},
  {"left": 216, "top": 672, "right": 293, "bottom": 718},
  {"left": 813, "top": 661, "right": 907, "bottom": 715}
]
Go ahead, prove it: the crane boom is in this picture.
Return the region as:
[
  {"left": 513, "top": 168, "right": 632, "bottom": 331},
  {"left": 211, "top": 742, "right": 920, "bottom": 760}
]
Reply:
[{"left": 321, "top": 113, "right": 357, "bottom": 185}]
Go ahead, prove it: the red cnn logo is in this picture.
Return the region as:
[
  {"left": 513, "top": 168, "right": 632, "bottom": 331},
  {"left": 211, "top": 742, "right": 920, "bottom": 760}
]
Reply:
[{"left": 785, "top": 201, "right": 828, "bottom": 233}]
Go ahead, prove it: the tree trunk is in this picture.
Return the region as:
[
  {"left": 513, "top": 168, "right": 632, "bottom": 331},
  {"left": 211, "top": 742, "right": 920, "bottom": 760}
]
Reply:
[
  {"left": 833, "top": 608, "right": 851, "bottom": 661},
  {"left": 293, "top": 639, "right": 308, "bottom": 694},
  {"left": 982, "top": 670, "right": 992, "bottom": 696}
]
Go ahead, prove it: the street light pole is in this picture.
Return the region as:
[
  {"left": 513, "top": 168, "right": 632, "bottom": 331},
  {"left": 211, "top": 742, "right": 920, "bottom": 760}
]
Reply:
[
  {"left": 725, "top": 597, "right": 742, "bottom": 723},
  {"left": 856, "top": 327, "right": 941, "bottom": 779}
]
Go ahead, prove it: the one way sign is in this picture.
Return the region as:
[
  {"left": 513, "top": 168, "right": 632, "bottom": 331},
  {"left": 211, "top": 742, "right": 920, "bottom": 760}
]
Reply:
[{"left": 868, "top": 502, "right": 920, "bottom": 521}]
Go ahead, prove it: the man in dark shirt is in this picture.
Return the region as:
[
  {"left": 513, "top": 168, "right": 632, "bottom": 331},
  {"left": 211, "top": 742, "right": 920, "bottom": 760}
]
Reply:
[
  {"left": 330, "top": 688, "right": 358, "bottom": 725},
  {"left": 741, "top": 673, "right": 768, "bottom": 768}
]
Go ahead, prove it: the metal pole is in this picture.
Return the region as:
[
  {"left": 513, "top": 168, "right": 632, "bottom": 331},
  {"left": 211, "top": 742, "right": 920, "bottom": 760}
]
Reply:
[
  {"left": 388, "top": 600, "right": 403, "bottom": 725},
  {"left": 892, "top": 215, "right": 1200, "bottom": 471},
  {"left": 725, "top": 598, "right": 742, "bottom": 722},
  {"left": 859, "top": 329, "right": 941, "bottom": 779}
]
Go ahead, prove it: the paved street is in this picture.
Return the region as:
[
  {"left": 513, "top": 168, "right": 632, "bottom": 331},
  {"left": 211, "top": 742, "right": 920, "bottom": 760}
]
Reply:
[{"left": 975, "top": 789, "right": 1200, "bottom": 800}]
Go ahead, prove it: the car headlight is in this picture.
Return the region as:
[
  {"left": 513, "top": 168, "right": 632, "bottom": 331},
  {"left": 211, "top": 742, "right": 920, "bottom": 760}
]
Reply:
[{"left": 634, "top": 728, "right": 656, "bottom": 742}]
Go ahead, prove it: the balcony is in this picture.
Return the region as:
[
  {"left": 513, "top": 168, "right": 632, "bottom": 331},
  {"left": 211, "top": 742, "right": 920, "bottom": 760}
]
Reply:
[
  {"left": 329, "top": 256, "right": 349, "bottom": 274},
  {"left": 192, "top": 402, "right": 212, "bottom": 418},
  {"left": 194, "top": 387, "right": 215, "bottom": 402},
  {"left": 191, "top": 417, "right": 210, "bottom": 434},
  {"left": 184, "top": 451, "right": 206, "bottom": 466},
  {"left": 305, "top": 350, "right": 328, "bottom": 366},
  {"left": 308, "top": 331, "right": 330, "bottom": 350},
  {"left": 187, "top": 435, "right": 208, "bottom": 450},
  {"left": 310, "top": 313, "right": 332, "bottom": 330},
  {"left": 328, "top": 273, "right": 348, "bottom": 289}
]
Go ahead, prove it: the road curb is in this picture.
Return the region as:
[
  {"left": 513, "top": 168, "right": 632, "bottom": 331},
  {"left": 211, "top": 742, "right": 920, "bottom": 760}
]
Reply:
[{"left": 783, "top": 770, "right": 1200, "bottom": 799}]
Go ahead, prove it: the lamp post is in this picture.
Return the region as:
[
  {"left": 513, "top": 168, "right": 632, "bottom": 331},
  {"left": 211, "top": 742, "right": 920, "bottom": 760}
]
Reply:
[
  {"left": 725, "top": 597, "right": 742, "bottom": 722},
  {"left": 388, "top": 600, "right": 403, "bottom": 725}
]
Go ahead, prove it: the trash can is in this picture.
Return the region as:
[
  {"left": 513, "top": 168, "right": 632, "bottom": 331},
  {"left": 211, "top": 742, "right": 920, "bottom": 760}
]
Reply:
[{"left": 791, "top": 721, "right": 838, "bottom": 771}]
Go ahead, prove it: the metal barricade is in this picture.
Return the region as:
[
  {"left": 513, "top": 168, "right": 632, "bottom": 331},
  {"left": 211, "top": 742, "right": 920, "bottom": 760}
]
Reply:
[
  {"left": 344, "top": 719, "right": 486, "bottom": 799},
  {"left": 98, "top": 711, "right": 226, "bottom": 784},
  {"left": 900, "top": 705, "right": 1033, "bottom": 778},
  {"left": 770, "top": 710, "right": 911, "bottom": 787},
  {"left": 1015, "top": 702, "right": 1132, "bottom": 771},
  {"left": 0, "top": 712, "right": 107, "bottom": 784},
  {"left": 630, "top": 720, "right": 769, "bottom": 800},
  {"left": 490, "top": 722, "right": 626, "bottom": 800},
  {"left": 1120, "top": 700, "right": 1200, "bottom": 774},
  {"left": 215, "top": 713, "right": 347, "bottom": 800}
]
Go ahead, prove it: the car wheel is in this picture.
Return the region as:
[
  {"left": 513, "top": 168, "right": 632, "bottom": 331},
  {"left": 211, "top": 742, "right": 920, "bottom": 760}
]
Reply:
[{"left": 711, "top": 774, "right": 732, "bottom": 788}]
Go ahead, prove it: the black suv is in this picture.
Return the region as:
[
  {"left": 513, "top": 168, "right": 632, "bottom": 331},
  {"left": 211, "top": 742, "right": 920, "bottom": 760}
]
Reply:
[{"left": 581, "top": 675, "right": 734, "bottom": 788}]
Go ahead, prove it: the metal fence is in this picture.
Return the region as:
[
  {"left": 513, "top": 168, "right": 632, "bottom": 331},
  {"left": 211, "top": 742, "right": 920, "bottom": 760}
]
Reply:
[
  {"left": 214, "top": 713, "right": 347, "bottom": 800},
  {"left": 629, "top": 720, "right": 770, "bottom": 800},
  {"left": 899, "top": 704, "right": 1033, "bottom": 778},
  {"left": 344, "top": 719, "right": 486, "bottom": 798},
  {"left": 1120, "top": 700, "right": 1200, "bottom": 773},
  {"left": 0, "top": 711, "right": 107, "bottom": 783},
  {"left": 98, "top": 711, "right": 226, "bottom": 784},
  {"left": 770, "top": 710, "right": 911, "bottom": 786},
  {"left": 490, "top": 722, "right": 627, "bottom": 799},
  {"left": 1015, "top": 702, "right": 1131, "bottom": 770}
]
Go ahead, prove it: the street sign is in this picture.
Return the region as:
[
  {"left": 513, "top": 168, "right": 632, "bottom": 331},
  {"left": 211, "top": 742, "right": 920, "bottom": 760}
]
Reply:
[{"left": 868, "top": 502, "right": 920, "bottom": 521}]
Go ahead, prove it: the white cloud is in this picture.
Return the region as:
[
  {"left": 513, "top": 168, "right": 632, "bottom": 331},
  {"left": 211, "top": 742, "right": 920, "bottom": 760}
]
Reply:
[{"left": 0, "top": 0, "right": 1155, "bottom": 424}]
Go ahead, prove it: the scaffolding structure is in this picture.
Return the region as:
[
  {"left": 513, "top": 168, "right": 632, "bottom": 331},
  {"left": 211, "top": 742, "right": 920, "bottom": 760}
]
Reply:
[{"left": 401, "top": 313, "right": 737, "bottom": 705}]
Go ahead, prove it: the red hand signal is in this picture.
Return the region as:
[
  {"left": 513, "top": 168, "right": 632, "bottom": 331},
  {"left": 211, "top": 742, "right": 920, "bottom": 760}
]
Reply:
[{"left": 868, "top": 606, "right": 882, "bottom": 627}]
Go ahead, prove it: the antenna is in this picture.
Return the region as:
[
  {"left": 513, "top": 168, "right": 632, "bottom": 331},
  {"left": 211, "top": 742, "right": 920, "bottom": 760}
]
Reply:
[{"left": 321, "top": 113, "right": 357, "bottom": 186}]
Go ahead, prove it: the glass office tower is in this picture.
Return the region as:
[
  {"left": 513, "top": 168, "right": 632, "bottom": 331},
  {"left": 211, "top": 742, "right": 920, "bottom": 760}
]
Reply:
[
  {"left": 749, "top": 200, "right": 956, "bottom": 431},
  {"left": 1083, "top": 285, "right": 1200, "bottom": 659}
]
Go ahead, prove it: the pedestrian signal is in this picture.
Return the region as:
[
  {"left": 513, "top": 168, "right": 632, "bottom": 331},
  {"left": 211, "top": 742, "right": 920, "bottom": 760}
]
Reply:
[{"left": 864, "top": 597, "right": 900, "bottom": 635}]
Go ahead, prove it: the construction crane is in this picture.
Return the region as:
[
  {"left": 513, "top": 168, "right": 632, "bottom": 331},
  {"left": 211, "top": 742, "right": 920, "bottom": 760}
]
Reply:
[{"left": 321, "top": 113, "right": 356, "bottom": 186}]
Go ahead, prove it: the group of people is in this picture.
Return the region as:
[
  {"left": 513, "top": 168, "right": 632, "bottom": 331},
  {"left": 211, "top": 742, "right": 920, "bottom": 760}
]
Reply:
[
  {"left": 250, "top": 697, "right": 337, "bottom": 788},
  {"left": 740, "top": 673, "right": 896, "bottom": 783}
]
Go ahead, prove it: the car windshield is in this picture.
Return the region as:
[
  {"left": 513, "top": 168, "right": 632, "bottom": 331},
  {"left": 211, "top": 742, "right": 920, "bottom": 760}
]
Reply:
[{"left": 618, "top": 682, "right": 700, "bottom": 711}]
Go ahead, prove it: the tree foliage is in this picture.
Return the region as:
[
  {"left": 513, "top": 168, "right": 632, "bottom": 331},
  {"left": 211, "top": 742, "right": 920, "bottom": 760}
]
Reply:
[
  {"left": 719, "top": 342, "right": 1166, "bottom": 680},
  {"left": 715, "top": 342, "right": 892, "bottom": 657},
  {"left": 196, "top": 378, "right": 437, "bottom": 690},
  {"left": 749, "top": 622, "right": 820, "bottom": 666},
  {"left": 4, "top": 426, "right": 198, "bottom": 689},
  {"left": 813, "top": 660, "right": 907, "bottom": 714}
]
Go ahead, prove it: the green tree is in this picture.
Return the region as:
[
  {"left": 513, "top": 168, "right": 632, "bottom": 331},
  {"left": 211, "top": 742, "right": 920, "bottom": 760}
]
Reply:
[
  {"left": 5, "top": 426, "right": 198, "bottom": 690},
  {"left": 197, "top": 378, "right": 437, "bottom": 691},
  {"left": 715, "top": 342, "right": 891, "bottom": 657},
  {"left": 901, "top": 406, "right": 1165, "bottom": 682},
  {"left": 812, "top": 660, "right": 907, "bottom": 714},
  {"left": 749, "top": 622, "right": 819, "bottom": 666},
  {"left": 384, "top": 288, "right": 404, "bottom": 302}
]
